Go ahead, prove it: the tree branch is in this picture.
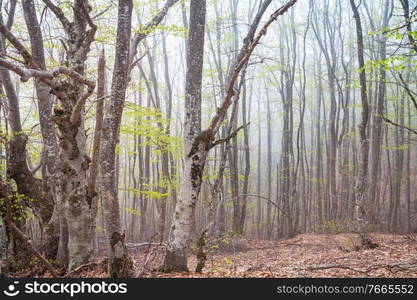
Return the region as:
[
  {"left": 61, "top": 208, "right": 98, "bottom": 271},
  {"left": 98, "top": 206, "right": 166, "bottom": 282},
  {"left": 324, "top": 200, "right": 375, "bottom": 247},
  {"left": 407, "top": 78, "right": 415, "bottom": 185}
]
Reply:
[
  {"left": 210, "top": 122, "right": 250, "bottom": 149},
  {"left": 0, "top": 58, "right": 95, "bottom": 123},
  {"left": 0, "top": 59, "right": 95, "bottom": 89},
  {"left": 208, "top": 0, "right": 298, "bottom": 135},
  {"left": 41, "top": 0, "right": 72, "bottom": 33},
  {"left": 129, "top": 0, "right": 180, "bottom": 69},
  {"left": 10, "top": 222, "right": 59, "bottom": 277},
  {"left": 382, "top": 115, "right": 417, "bottom": 135},
  {"left": 398, "top": 73, "right": 417, "bottom": 112},
  {"left": 80, "top": 0, "right": 97, "bottom": 30},
  {"left": 0, "top": 21, "right": 38, "bottom": 68},
  {"left": 305, "top": 264, "right": 369, "bottom": 274},
  {"left": 69, "top": 86, "right": 95, "bottom": 126},
  {"left": 230, "top": 193, "right": 289, "bottom": 218},
  {"left": 4, "top": 0, "right": 17, "bottom": 30},
  {"left": 0, "top": 58, "right": 52, "bottom": 82},
  {"left": 52, "top": 66, "right": 95, "bottom": 88},
  {"left": 92, "top": 2, "right": 114, "bottom": 20}
]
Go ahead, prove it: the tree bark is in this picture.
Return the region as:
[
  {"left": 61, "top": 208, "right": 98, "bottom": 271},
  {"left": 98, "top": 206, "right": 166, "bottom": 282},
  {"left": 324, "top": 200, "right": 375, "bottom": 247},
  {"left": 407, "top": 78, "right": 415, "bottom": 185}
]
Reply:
[
  {"left": 350, "top": 0, "right": 370, "bottom": 231},
  {"left": 162, "top": 0, "right": 207, "bottom": 272},
  {"left": 162, "top": 0, "right": 297, "bottom": 271},
  {"left": 99, "top": 0, "right": 134, "bottom": 278}
]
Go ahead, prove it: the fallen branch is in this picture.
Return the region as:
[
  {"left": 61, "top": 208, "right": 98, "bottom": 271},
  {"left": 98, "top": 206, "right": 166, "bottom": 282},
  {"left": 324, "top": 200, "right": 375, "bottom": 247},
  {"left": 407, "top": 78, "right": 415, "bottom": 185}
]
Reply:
[
  {"left": 63, "top": 262, "right": 98, "bottom": 278},
  {"left": 365, "top": 257, "right": 417, "bottom": 274},
  {"left": 306, "top": 264, "right": 368, "bottom": 275},
  {"left": 306, "top": 256, "right": 417, "bottom": 275},
  {"left": 136, "top": 233, "right": 162, "bottom": 277},
  {"left": 10, "top": 222, "right": 59, "bottom": 278},
  {"left": 127, "top": 242, "right": 165, "bottom": 248}
]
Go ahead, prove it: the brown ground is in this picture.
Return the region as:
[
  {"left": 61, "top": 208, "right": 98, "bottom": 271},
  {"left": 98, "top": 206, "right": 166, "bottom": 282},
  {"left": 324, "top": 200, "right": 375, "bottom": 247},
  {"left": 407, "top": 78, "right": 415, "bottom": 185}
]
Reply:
[{"left": 12, "top": 233, "right": 417, "bottom": 278}]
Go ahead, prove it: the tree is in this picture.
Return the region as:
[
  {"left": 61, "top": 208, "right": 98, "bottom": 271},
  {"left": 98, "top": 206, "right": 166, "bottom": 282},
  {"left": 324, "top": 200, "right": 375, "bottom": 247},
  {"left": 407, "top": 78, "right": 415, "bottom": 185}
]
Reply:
[
  {"left": 22, "top": 0, "right": 62, "bottom": 262},
  {"left": 0, "top": 0, "right": 98, "bottom": 271},
  {"left": 99, "top": 0, "right": 179, "bottom": 278},
  {"left": 350, "top": 0, "right": 370, "bottom": 231},
  {"left": 162, "top": 0, "right": 207, "bottom": 272},
  {"left": 99, "top": 0, "right": 134, "bottom": 279},
  {"left": 162, "top": 0, "right": 298, "bottom": 272}
]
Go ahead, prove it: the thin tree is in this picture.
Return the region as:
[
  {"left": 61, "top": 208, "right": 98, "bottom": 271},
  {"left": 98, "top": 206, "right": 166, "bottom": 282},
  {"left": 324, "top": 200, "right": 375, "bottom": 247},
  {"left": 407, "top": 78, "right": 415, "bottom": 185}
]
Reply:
[{"left": 350, "top": 0, "right": 370, "bottom": 232}]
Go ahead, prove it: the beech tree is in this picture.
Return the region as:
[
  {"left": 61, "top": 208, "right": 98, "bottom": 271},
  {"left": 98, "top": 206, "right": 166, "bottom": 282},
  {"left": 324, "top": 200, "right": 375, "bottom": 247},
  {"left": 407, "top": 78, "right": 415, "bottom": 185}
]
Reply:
[
  {"left": 0, "top": 0, "right": 97, "bottom": 270},
  {"left": 162, "top": 0, "right": 298, "bottom": 272},
  {"left": 99, "top": 0, "right": 179, "bottom": 278},
  {"left": 350, "top": 0, "right": 369, "bottom": 231}
]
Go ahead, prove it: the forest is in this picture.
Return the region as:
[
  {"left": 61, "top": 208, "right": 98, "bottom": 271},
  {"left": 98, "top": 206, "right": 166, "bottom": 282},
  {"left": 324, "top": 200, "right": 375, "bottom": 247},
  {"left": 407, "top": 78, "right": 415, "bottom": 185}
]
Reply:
[{"left": 0, "top": 0, "right": 417, "bottom": 279}]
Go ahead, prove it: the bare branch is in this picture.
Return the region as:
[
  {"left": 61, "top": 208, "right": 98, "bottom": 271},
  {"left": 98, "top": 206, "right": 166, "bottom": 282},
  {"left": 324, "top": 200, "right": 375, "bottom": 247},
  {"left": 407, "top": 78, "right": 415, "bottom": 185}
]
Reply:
[
  {"left": 0, "top": 58, "right": 95, "bottom": 89},
  {"left": 383, "top": 115, "right": 417, "bottom": 135},
  {"left": 69, "top": 86, "right": 95, "bottom": 126},
  {"left": 10, "top": 222, "right": 59, "bottom": 277},
  {"left": 80, "top": 0, "right": 97, "bottom": 30},
  {"left": 41, "top": 0, "right": 72, "bottom": 33},
  {"left": 135, "top": 233, "right": 162, "bottom": 277},
  {"left": 5, "top": 0, "right": 17, "bottom": 30},
  {"left": 52, "top": 67, "right": 95, "bottom": 88},
  {"left": 92, "top": 2, "right": 115, "bottom": 20},
  {"left": 0, "top": 21, "right": 38, "bottom": 68},
  {"left": 208, "top": 0, "right": 298, "bottom": 135},
  {"left": 229, "top": 194, "right": 290, "bottom": 219},
  {"left": 210, "top": 122, "right": 250, "bottom": 149},
  {"left": 0, "top": 58, "right": 52, "bottom": 82},
  {"left": 63, "top": 262, "right": 98, "bottom": 278},
  {"left": 129, "top": 0, "right": 180, "bottom": 68},
  {"left": 0, "top": 58, "right": 95, "bottom": 119},
  {"left": 398, "top": 73, "right": 417, "bottom": 112}
]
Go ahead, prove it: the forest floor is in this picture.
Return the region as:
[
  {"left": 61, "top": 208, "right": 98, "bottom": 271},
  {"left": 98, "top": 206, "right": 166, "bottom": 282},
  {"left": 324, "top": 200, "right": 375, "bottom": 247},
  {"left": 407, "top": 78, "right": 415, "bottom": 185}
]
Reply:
[{"left": 12, "top": 233, "right": 417, "bottom": 278}]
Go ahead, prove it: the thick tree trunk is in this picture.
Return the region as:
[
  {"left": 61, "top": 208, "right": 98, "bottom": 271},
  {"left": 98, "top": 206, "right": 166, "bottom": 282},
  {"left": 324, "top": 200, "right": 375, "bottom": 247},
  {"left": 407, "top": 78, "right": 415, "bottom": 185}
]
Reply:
[
  {"left": 0, "top": 0, "right": 98, "bottom": 271},
  {"left": 162, "top": 0, "right": 206, "bottom": 272},
  {"left": 164, "top": 145, "right": 209, "bottom": 271}
]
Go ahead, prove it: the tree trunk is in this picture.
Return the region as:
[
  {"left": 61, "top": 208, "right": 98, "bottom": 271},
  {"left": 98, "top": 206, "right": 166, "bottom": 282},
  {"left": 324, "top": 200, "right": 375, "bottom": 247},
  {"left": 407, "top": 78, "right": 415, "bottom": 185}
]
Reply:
[
  {"left": 162, "top": 0, "right": 207, "bottom": 272},
  {"left": 99, "top": 0, "right": 134, "bottom": 278},
  {"left": 350, "top": 0, "right": 370, "bottom": 232}
]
